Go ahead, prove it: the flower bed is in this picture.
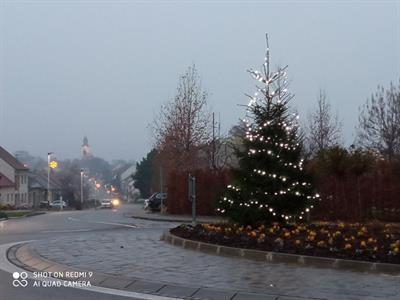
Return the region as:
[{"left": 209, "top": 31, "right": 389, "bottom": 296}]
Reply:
[{"left": 171, "top": 222, "right": 400, "bottom": 264}]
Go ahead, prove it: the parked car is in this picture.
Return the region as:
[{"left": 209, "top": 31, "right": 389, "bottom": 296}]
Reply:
[
  {"left": 50, "top": 200, "right": 67, "bottom": 209},
  {"left": 15, "top": 204, "right": 30, "bottom": 210},
  {"left": 39, "top": 201, "right": 50, "bottom": 209},
  {"left": 146, "top": 193, "right": 167, "bottom": 212}
]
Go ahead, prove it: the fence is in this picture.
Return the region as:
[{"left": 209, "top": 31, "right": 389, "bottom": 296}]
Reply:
[
  {"left": 166, "top": 170, "right": 230, "bottom": 215},
  {"left": 165, "top": 166, "right": 400, "bottom": 222},
  {"left": 312, "top": 170, "right": 400, "bottom": 222}
]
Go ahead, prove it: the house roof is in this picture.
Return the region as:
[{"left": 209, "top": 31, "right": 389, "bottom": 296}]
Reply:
[
  {"left": 120, "top": 164, "right": 136, "bottom": 181},
  {"left": 0, "top": 146, "right": 28, "bottom": 170},
  {"left": 28, "top": 172, "right": 62, "bottom": 190},
  {"left": 0, "top": 172, "right": 15, "bottom": 188}
]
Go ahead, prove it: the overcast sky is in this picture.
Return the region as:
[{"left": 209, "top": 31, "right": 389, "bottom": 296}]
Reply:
[{"left": 1, "top": 0, "right": 399, "bottom": 161}]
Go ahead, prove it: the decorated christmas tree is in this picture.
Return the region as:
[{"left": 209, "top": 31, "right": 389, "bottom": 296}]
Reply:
[{"left": 218, "top": 36, "right": 319, "bottom": 225}]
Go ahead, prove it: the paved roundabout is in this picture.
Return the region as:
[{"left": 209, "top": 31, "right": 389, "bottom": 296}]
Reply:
[
  {"left": 22, "top": 226, "right": 400, "bottom": 299},
  {"left": 1, "top": 205, "right": 400, "bottom": 300}
]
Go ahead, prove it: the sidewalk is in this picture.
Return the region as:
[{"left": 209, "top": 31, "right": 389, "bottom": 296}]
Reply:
[{"left": 128, "top": 203, "right": 226, "bottom": 224}]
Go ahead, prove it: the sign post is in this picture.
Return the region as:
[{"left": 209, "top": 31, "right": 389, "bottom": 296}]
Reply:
[{"left": 188, "top": 174, "right": 196, "bottom": 226}]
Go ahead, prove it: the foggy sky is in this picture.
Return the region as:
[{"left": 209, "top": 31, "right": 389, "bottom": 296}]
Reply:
[{"left": 1, "top": 0, "right": 399, "bottom": 161}]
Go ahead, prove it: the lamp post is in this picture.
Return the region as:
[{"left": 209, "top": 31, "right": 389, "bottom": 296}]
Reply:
[
  {"left": 80, "top": 169, "right": 84, "bottom": 209},
  {"left": 47, "top": 152, "right": 53, "bottom": 207}
]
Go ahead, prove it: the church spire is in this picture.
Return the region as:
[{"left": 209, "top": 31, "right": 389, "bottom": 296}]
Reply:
[
  {"left": 83, "top": 136, "right": 89, "bottom": 146},
  {"left": 81, "top": 136, "right": 92, "bottom": 157}
]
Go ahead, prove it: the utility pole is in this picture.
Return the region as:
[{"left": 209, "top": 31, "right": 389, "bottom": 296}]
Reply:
[
  {"left": 160, "top": 166, "right": 163, "bottom": 194},
  {"left": 160, "top": 166, "right": 165, "bottom": 213},
  {"left": 212, "top": 112, "right": 216, "bottom": 169}
]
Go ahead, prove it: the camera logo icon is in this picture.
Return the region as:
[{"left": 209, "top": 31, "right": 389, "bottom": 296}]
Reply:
[{"left": 12, "top": 271, "right": 28, "bottom": 287}]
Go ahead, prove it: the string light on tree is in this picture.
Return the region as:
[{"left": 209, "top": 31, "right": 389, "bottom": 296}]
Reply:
[{"left": 217, "top": 34, "right": 320, "bottom": 225}]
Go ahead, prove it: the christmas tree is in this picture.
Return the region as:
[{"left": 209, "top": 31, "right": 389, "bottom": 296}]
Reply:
[{"left": 218, "top": 36, "right": 319, "bottom": 225}]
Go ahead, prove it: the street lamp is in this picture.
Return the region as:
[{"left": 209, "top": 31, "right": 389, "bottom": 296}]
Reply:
[
  {"left": 47, "top": 152, "right": 54, "bottom": 207},
  {"left": 80, "top": 169, "right": 84, "bottom": 209}
]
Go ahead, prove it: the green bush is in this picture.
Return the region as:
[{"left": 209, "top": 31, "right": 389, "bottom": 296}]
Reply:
[
  {"left": 0, "top": 211, "right": 8, "bottom": 220},
  {"left": 0, "top": 203, "right": 14, "bottom": 210}
]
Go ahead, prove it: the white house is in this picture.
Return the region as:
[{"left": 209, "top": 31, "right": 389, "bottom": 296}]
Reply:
[
  {"left": 120, "top": 164, "right": 137, "bottom": 202},
  {"left": 0, "top": 146, "right": 29, "bottom": 208}
]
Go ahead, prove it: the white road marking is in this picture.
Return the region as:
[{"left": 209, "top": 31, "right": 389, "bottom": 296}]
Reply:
[
  {"left": 67, "top": 217, "right": 138, "bottom": 228},
  {"left": 93, "top": 221, "right": 138, "bottom": 228},
  {"left": 41, "top": 229, "right": 92, "bottom": 233},
  {"left": 0, "top": 242, "right": 182, "bottom": 300}
]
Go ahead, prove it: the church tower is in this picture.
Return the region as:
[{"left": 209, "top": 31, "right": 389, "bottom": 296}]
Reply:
[{"left": 81, "top": 136, "right": 92, "bottom": 158}]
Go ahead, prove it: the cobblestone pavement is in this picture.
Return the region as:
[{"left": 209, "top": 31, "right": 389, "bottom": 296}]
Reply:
[{"left": 32, "top": 219, "right": 400, "bottom": 300}]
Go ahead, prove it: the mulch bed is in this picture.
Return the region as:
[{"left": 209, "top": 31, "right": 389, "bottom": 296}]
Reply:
[{"left": 171, "top": 222, "right": 400, "bottom": 264}]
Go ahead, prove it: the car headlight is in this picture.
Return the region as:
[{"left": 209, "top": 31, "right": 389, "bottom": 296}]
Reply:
[{"left": 112, "top": 199, "right": 120, "bottom": 206}]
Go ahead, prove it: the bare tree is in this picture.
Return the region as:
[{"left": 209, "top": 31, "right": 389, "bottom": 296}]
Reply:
[
  {"left": 153, "top": 64, "right": 211, "bottom": 171},
  {"left": 306, "top": 90, "right": 342, "bottom": 157},
  {"left": 203, "top": 112, "right": 233, "bottom": 170},
  {"left": 357, "top": 80, "right": 400, "bottom": 160}
]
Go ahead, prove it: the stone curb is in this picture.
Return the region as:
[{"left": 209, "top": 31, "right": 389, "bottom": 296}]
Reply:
[
  {"left": 9, "top": 212, "right": 46, "bottom": 219},
  {"left": 25, "top": 211, "right": 46, "bottom": 218},
  {"left": 6, "top": 242, "right": 316, "bottom": 300},
  {"left": 162, "top": 231, "right": 400, "bottom": 276},
  {"left": 1, "top": 211, "right": 46, "bottom": 220},
  {"left": 129, "top": 214, "right": 226, "bottom": 224}
]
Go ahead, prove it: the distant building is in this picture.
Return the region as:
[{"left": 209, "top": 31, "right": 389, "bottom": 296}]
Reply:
[
  {"left": 81, "top": 136, "right": 92, "bottom": 158},
  {"left": 112, "top": 163, "right": 137, "bottom": 202},
  {"left": 0, "top": 146, "right": 29, "bottom": 207},
  {"left": 28, "top": 172, "right": 61, "bottom": 208}
]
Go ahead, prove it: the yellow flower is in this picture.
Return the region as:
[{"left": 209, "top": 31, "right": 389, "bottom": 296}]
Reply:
[
  {"left": 249, "top": 231, "right": 257, "bottom": 238},
  {"left": 344, "top": 243, "right": 352, "bottom": 250},
  {"left": 309, "top": 230, "right": 317, "bottom": 237}
]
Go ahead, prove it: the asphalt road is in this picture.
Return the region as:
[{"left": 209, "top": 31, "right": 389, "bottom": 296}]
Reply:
[{"left": 0, "top": 204, "right": 169, "bottom": 300}]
